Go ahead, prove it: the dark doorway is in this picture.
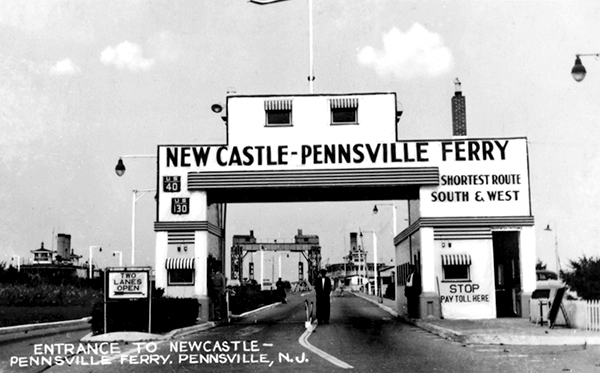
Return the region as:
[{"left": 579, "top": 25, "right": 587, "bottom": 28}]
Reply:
[{"left": 492, "top": 231, "right": 521, "bottom": 317}]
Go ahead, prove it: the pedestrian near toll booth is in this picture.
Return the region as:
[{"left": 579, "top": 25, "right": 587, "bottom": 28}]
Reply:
[
  {"left": 315, "top": 269, "right": 332, "bottom": 324},
  {"left": 276, "top": 277, "right": 287, "bottom": 303},
  {"left": 405, "top": 265, "right": 421, "bottom": 319},
  {"left": 209, "top": 265, "right": 227, "bottom": 320}
]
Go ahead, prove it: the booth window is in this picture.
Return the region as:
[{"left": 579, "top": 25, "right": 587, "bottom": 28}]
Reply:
[
  {"left": 166, "top": 257, "right": 195, "bottom": 286},
  {"left": 265, "top": 99, "right": 293, "bottom": 126},
  {"left": 441, "top": 254, "right": 471, "bottom": 281},
  {"left": 330, "top": 98, "right": 358, "bottom": 125}
]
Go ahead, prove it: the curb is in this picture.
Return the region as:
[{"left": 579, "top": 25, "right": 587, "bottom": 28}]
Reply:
[
  {"left": 79, "top": 302, "right": 283, "bottom": 343},
  {"left": 0, "top": 317, "right": 91, "bottom": 336},
  {"left": 349, "top": 293, "right": 600, "bottom": 346},
  {"left": 413, "top": 319, "right": 600, "bottom": 346},
  {"left": 80, "top": 322, "right": 218, "bottom": 343},
  {"left": 352, "top": 292, "right": 399, "bottom": 318},
  {"left": 0, "top": 317, "right": 91, "bottom": 344}
]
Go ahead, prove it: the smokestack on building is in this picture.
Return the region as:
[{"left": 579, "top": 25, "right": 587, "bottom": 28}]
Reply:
[
  {"left": 452, "top": 78, "right": 467, "bottom": 136},
  {"left": 57, "top": 233, "right": 71, "bottom": 259},
  {"left": 350, "top": 232, "right": 358, "bottom": 251}
]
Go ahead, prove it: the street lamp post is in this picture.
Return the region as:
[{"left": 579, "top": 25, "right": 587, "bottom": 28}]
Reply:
[
  {"left": 112, "top": 251, "right": 123, "bottom": 267},
  {"left": 114, "top": 154, "right": 157, "bottom": 266},
  {"left": 571, "top": 54, "right": 600, "bottom": 82},
  {"left": 249, "top": 0, "right": 315, "bottom": 93},
  {"left": 360, "top": 231, "right": 378, "bottom": 298},
  {"left": 131, "top": 189, "right": 156, "bottom": 266},
  {"left": 89, "top": 246, "right": 102, "bottom": 279},
  {"left": 544, "top": 224, "right": 561, "bottom": 273}
]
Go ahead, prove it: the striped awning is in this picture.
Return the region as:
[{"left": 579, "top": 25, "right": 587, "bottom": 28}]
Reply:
[
  {"left": 264, "top": 99, "right": 292, "bottom": 111},
  {"left": 165, "top": 257, "right": 195, "bottom": 270},
  {"left": 330, "top": 98, "right": 358, "bottom": 109},
  {"left": 441, "top": 254, "right": 471, "bottom": 266}
]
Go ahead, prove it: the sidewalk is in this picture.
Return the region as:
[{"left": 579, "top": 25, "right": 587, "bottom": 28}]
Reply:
[{"left": 353, "top": 291, "right": 600, "bottom": 346}]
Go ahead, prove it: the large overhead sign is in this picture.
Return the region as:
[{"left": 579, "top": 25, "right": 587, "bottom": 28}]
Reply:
[
  {"left": 156, "top": 137, "right": 530, "bottom": 217},
  {"left": 159, "top": 139, "right": 514, "bottom": 171}
]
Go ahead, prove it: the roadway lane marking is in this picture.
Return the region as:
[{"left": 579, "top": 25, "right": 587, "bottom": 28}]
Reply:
[{"left": 298, "top": 322, "right": 353, "bottom": 369}]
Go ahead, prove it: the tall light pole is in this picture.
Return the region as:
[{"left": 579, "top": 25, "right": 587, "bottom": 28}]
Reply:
[
  {"left": 11, "top": 255, "right": 21, "bottom": 271},
  {"left": 112, "top": 251, "right": 123, "bottom": 267},
  {"left": 360, "top": 231, "right": 378, "bottom": 297},
  {"left": 89, "top": 246, "right": 102, "bottom": 279},
  {"left": 249, "top": 0, "right": 315, "bottom": 93},
  {"left": 131, "top": 189, "right": 156, "bottom": 266},
  {"left": 544, "top": 224, "right": 561, "bottom": 273}
]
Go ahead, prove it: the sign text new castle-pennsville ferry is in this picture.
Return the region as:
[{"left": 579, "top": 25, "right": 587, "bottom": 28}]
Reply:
[{"left": 153, "top": 91, "right": 535, "bottom": 321}]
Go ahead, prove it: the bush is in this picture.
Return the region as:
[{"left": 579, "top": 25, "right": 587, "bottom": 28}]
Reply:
[
  {"left": 562, "top": 255, "right": 600, "bottom": 300},
  {"left": 90, "top": 289, "right": 200, "bottom": 335},
  {"left": 0, "top": 284, "right": 101, "bottom": 307},
  {"left": 0, "top": 306, "right": 92, "bottom": 327},
  {"left": 228, "top": 283, "right": 280, "bottom": 315}
]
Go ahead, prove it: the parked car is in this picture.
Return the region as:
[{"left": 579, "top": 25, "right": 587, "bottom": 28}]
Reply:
[
  {"left": 536, "top": 269, "right": 558, "bottom": 281},
  {"left": 533, "top": 270, "right": 578, "bottom": 300}
]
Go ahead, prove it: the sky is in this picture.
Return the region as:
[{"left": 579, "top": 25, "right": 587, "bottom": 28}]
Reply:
[{"left": 2, "top": 0, "right": 600, "bottom": 274}]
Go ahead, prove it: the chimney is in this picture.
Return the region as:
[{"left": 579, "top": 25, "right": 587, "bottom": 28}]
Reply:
[
  {"left": 298, "top": 229, "right": 303, "bottom": 236},
  {"left": 57, "top": 234, "right": 71, "bottom": 259},
  {"left": 452, "top": 78, "right": 467, "bottom": 136},
  {"left": 350, "top": 232, "right": 357, "bottom": 251}
]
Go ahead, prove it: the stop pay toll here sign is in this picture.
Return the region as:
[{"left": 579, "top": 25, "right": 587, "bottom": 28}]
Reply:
[{"left": 107, "top": 269, "right": 149, "bottom": 299}]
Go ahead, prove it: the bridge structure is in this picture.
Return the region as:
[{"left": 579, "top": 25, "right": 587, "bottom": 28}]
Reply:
[{"left": 231, "top": 229, "right": 321, "bottom": 288}]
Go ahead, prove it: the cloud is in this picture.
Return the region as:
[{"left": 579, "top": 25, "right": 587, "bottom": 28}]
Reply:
[
  {"left": 358, "top": 24, "right": 453, "bottom": 79},
  {"left": 100, "top": 41, "right": 155, "bottom": 72},
  {"left": 50, "top": 58, "right": 80, "bottom": 75}
]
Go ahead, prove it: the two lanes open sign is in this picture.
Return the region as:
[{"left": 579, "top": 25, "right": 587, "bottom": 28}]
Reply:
[{"left": 108, "top": 270, "right": 149, "bottom": 299}]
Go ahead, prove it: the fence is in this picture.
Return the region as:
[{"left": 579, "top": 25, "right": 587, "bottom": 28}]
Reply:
[
  {"left": 529, "top": 298, "right": 597, "bottom": 331},
  {"left": 586, "top": 299, "right": 600, "bottom": 331}
]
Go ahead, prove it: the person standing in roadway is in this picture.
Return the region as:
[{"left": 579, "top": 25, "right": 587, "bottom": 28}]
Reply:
[{"left": 315, "top": 269, "right": 332, "bottom": 324}]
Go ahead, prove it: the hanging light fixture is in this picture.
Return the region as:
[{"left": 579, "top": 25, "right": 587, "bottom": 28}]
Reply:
[
  {"left": 572, "top": 56, "right": 586, "bottom": 82},
  {"left": 115, "top": 158, "right": 126, "bottom": 177}
]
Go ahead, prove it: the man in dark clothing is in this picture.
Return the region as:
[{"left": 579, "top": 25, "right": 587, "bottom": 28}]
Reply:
[
  {"left": 209, "top": 267, "right": 227, "bottom": 320},
  {"left": 275, "top": 277, "right": 287, "bottom": 303},
  {"left": 315, "top": 269, "right": 332, "bottom": 324},
  {"left": 404, "top": 265, "right": 421, "bottom": 319}
]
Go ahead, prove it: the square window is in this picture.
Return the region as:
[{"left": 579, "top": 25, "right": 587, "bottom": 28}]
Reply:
[
  {"left": 331, "top": 108, "right": 357, "bottom": 124},
  {"left": 443, "top": 265, "right": 470, "bottom": 281},
  {"left": 266, "top": 110, "right": 292, "bottom": 126},
  {"left": 265, "top": 99, "right": 293, "bottom": 127},
  {"left": 168, "top": 269, "right": 195, "bottom": 285}
]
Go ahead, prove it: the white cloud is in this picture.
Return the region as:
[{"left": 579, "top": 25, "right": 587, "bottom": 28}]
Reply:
[
  {"left": 358, "top": 23, "right": 453, "bottom": 80},
  {"left": 100, "top": 41, "right": 155, "bottom": 72},
  {"left": 50, "top": 58, "right": 80, "bottom": 75}
]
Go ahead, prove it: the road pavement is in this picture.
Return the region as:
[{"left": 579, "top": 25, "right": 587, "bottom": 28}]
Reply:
[{"left": 2, "top": 291, "right": 600, "bottom": 372}]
